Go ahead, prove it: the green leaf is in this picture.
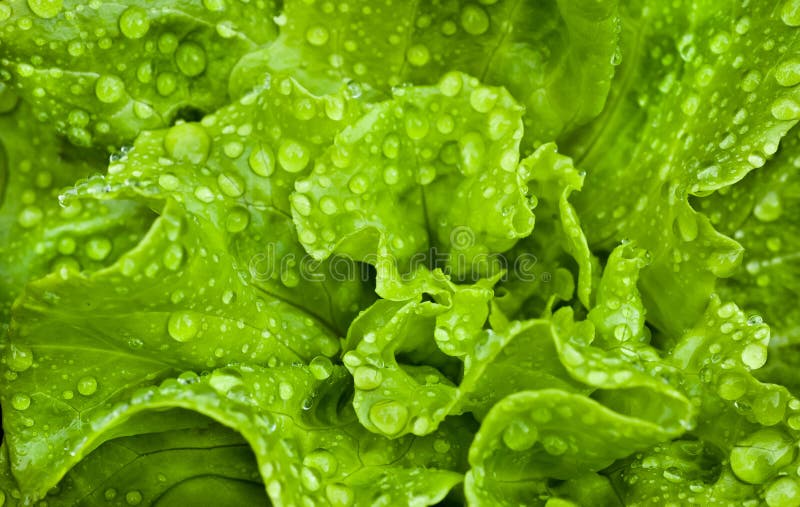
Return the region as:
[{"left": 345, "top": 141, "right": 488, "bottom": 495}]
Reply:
[
  {"left": 0, "top": 202, "right": 343, "bottom": 495},
  {"left": 75, "top": 74, "right": 374, "bottom": 333},
  {"left": 342, "top": 270, "right": 593, "bottom": 438},
  {"left": 465, "top": 389, "right": 675, "bottom": 506},
  {"left": 695, "top": 127, "right": 800, "bottom": 347},
  {"left": 50, "top": 423, "right": 267, "bottom": 507},
  {"left": 567, "top": 0, "right": 800, "bottom": 335},
  {"left": 0, "top": 0, "right": 279, "bottom": 148},
  {"left": 264, "top": 0, "right": 620, "bottom": 143},
  {"left": 0, "top": 100, "right": 153, "bottom": 334},
  {"left": 494, "top": 143, "right": 594, "bottom": 318},
  {"left": 664, "top": 296, "right": 800, "bottom": 501},
  {"left": 2, "top": 362, "right": 469, "bottom": 505},
  {"left": 292, "top": 72, "right": 534, "bottom": 284},
  {"left": 607, "top": 439, "right": 755, "bottom": 506}
]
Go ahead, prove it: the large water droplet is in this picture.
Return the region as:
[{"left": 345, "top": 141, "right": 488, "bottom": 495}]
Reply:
[
  {"left": 460, "top": 4, "right": 490, "bottom": 35},
  {"left": 175, "top": 42, "right": 207, "bottom": 77},
  {"left": 95, "top": 75, "right": 126, "bottom": 104},
  {"left": 119, "top": 6, "right": 150, "bottom": 39},
  {"left": 11, "top": 393, "right": 31, "bottom": 411},
  {"left": 278, "top": 139, "right": 310, "bottom": 173},
  {"left": 167, "top": 311, "right": 201, "bottom": 342},
  {"left": 730, "top": 429, "right": 795, "bottom": 484},
  {"left": 27, "top": 0, "right": 62, "bottom": 19},
  {"left": 502, "top": 419, "right": 538, "bottom": 451},
  {"left": 77, "top": 376, "right": 98, "bottom": 396},
  {"left": 754, "top": 191, "right": 783, "bottom": 222},
  {"left": 164, "top": 123, "right": 211, "bottom": 165},
  {"left": 368, "top": 400, "right": 408, "bottom": 435},
  {"left": 782, "top": 0, "right": 800, "bottom": 26}
]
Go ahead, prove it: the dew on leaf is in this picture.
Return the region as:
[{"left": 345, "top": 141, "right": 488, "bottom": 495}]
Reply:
[
  {"left": 278, "top": 139, "right": 310, "bottom": 173},
  {"left": 167, "top": 311, "right": 201, "bottom": 342},
  {"left": 119, "top": 6, "right": 150, "bottom": 39},
  {"left": 460, "top": 4, "right": 490, "bottom": 35},
  {"left": 95, "top": 75, "right": 125, "bottom": 104},
  {"left": 77, "top": 376, "right": 98, "bottom": 396},
  {"left": 369, "top": 400, "right": 409, "bottom": 435},
  {"left": 175, "top": 42, "right": 207, "bottom": 77}
]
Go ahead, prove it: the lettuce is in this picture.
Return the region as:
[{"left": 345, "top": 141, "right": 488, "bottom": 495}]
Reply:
[{"left": 1, "top": 0, "right": 800, "bottom": 505}]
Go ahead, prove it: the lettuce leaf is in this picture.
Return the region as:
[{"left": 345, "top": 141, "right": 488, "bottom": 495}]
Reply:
[{"left": 2, "top": 0, "right": 800, "bottom": 505}]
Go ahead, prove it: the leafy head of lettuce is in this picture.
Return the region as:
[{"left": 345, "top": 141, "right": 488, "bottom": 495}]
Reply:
[{"left": 1, "top": 0, "right": 800, "bottom": 506}]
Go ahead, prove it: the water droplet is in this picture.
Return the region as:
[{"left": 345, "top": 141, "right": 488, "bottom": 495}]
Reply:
[
  {"left": 217, "top": 172, "right": 245, "bottom": 197},
  {"left": 6, "top": 344, "right": 33, "bottom": 372},
  {"left": 782, "top": 0, "right": 800, "bottom": 26},
  {"left": 279, "top": 382, "right": 294, "bottom": 400},
  {"left": 208, "top": 370, "right": 243, "bottom": 392},
  {"left": 324, "top": 95, "right": 345, "bottom": 120},
  {"left": 754, "top": 191, "right": 783, "bottom": 222},
  {"left": 125, "top": 490, "right": 142, "bottom": 505},
  {"left": 469, "top": 87, "right": 497, "bottom": 113},
  {"left": 167, "top": 311, "right": 201, "bottom": 342},
  {"left": 95, "top": 75, "right": 126, "bottom": 104},
  {"left": 156, "top": 72, "right": 178, "bottom": 96},
  {"left": 709, "top": 32, "right": 731, "bottom": 54},
  {"left": 766, "top": 477, "right": 800, "bottom": 507},
  {"left": 730, "top": 429, "right": 795, "bottom": 484},
  {"left": 194, "top": 185, "right": 215, "bottom": 203},
  {"left": 741, "top": 71, "right": 762, "bottom": 93},
  {"left": 459, "top": 132, "right": 486, "bottom": 175},
  {"left": 17, "top": 206, "right": 43, "bottom": 228},
  {"left": 320, "top": 196, "right": 338, "bottom": 215},
  {"left": 461, "top": 4, "right": 490, "bottom": 35},
  {"left": 203, "top": 0, "right": 225, "bottom": 10},
  {"left": 542, "top": 435, "right": 568, "bottom": 455},
  {"left": 0, "top": 4, "right": 11, "bottom": 22},
  {"left": 85, "top": 236, "right": 112, "bottom": 261},
  {"left": 681, "top": 94, "right": 700, "bottom": 116},
  {"left": 776, "top": 58, "right": 800, "bottom": 87},
  {"left": 309, "top": 356, "right": 333, "bottom": 380},
  {"left": 77, "top": 376, "right": 98, "bottom": 396},
  {"left": 771, "top": 97, "right": 800, "bottom": 121},
  {"left": 306, "top": 25, "right": 330, "bottom": 46},
  {"left": 502, "top": 419, "right": 538, "bottom": 451},
  {"left": 119, "top": 6, "right": 150, "bottom": 39},
  {"left": 438, "top": 72, "right": 463, "bottom": 97},
  {"left": 404, "top": 111, "right": 430, "bottom": 140},
  {"left": 164, "top": 123, "right": 211, "bottom": 165},
  {"left": 175, "top": 42, "right": 207, "bottom": 77},
  {"left": 353, "top": 366, "right": 382, "bottom": 390},
  {"left": 677, "top": 34, "right": 696, "bottom": 62},
  {"left": 158, "top": 32, "right": 179, "bottom": 53},
  {"left": 741, "top": 343, "right": 768, "bottom": 370},
  {"left": 369, "top": 400, "right": 408, "bottom": 435},
  {"left": 304, "top": 449, "right": 338, "bottom": 477},
  {"left": 27, "top": 0, "right": 62, "bottom": 19},
  {"left": 11, "top": 393, "right": 31, "bottom": 411},
  {"left": 301, "top": 466, "right": 321, "bottom": 491},
  {"left": 326, "top": 483, "right": 354, "bottom": 507},
  {"left": 406, "top": 44, "right": 430, "bottom": 66},
  {"left": 158, "top": 173, "right": 180, "bottom": 191},
  {"left": 717, "top": 373, "right": 748, "bottom": 400},
  {"left": 248, "top": 145, "right": 275, "bottom": 176},
  {"left": 348, "top": 174, "right": 368, "bottom": 194},
  {"left": 278, "top": 139, "right": 310, "bottom": 173},
  {"left": 162, "top": 243, "right": 184, "bottom": 270},
  {"left": 383, "top": 165, "right": 400, "bottom": 185}
]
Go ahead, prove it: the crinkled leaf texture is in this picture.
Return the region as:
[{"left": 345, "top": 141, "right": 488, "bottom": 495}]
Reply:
[
  {"left": 0, "top": 0, "right": 280, "bottom": 148},
  {"left": 3, "top": 0, "right": 800, "bottom": 506},
  {"left": 567, "top": 0, "right": 800, "bottom": 335}
]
